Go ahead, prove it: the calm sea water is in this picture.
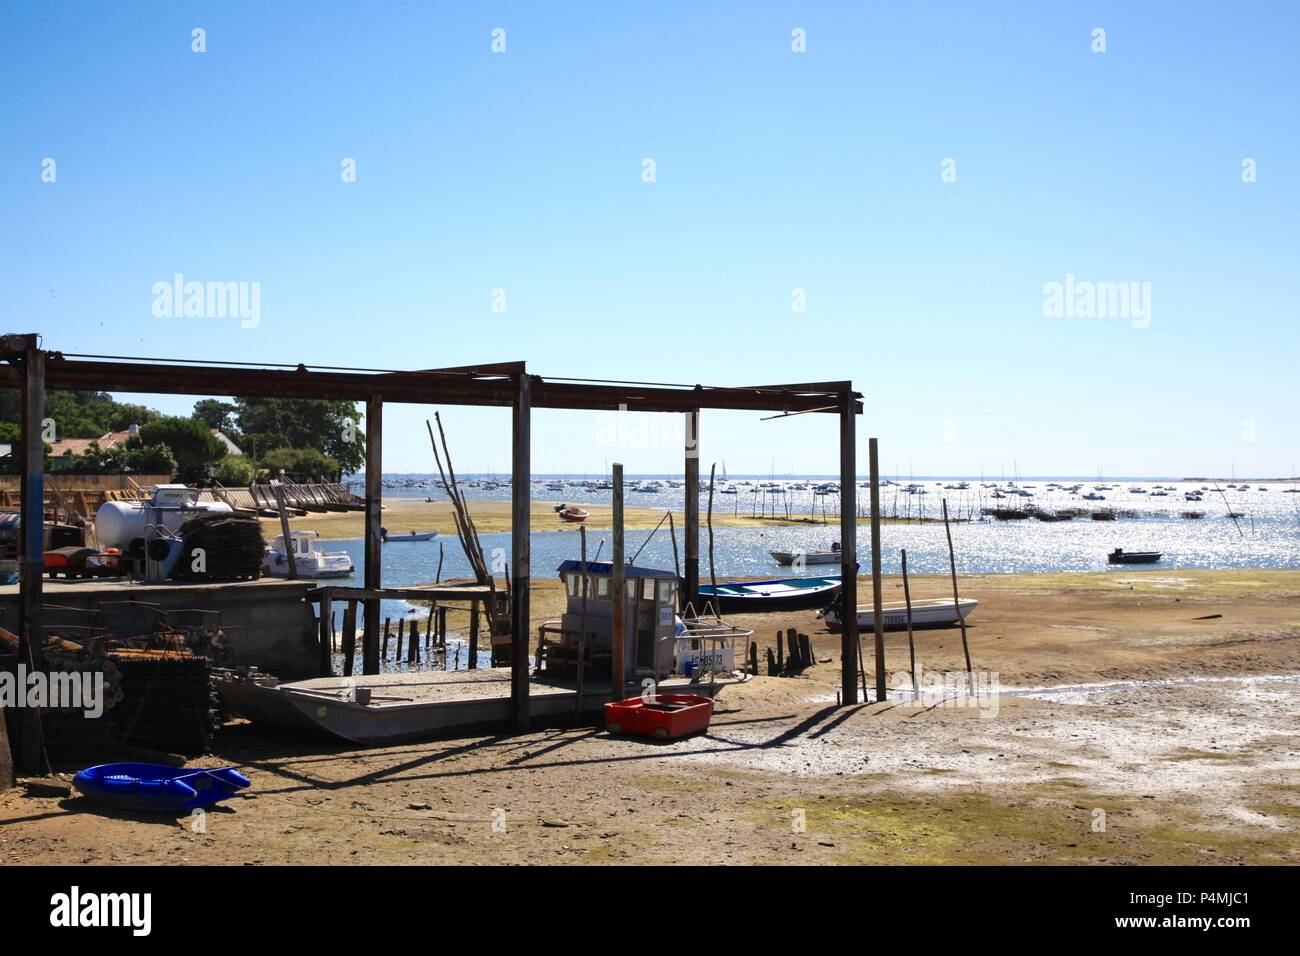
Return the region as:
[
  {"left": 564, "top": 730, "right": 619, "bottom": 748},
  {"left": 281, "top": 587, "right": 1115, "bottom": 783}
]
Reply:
[{"left": 323, "top": 475, "right": 1300, "bottom": 632}]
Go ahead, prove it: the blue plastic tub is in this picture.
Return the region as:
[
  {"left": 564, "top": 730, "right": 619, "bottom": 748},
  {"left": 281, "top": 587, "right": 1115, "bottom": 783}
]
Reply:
[{"left": 73, "top": 763, "right": 250, "bottom": 813}]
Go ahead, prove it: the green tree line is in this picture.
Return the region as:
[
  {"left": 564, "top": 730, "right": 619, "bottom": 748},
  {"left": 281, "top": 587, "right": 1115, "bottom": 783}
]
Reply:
[{"left": 0, "top": 391, "right": 364, "bottom": 483}]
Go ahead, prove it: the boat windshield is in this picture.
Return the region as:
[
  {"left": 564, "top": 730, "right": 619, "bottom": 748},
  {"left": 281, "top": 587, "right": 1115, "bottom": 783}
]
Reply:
[{"left": 564, "top": 573, "right": 612, "bottom": 602}]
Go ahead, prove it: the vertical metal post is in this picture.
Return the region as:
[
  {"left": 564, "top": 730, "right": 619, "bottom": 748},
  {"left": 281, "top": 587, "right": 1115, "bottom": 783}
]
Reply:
[
  {"left": 611, "top": 463, "right": 625, "bottom": 700},
  {"left": 869, "top": 437, "right": 886, "bottom": 702},
  {"left": 13, "top": 342, "right": 45, "bottom": 767},
  {"left": 510, "top": 373, "right": 532, "bottom": 731},
  {"left": 363, "top": 395, "right": 382, "bottom": 675},
  {"left": 683, "top": 409, "right": 699, "bottom": 612},
  {"left": 839, "top": 395, "right": 859, "bottom": 705}
]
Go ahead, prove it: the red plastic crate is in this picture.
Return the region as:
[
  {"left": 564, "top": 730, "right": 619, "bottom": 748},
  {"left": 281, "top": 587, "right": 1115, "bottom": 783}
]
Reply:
[{"left": 603, "top": 693, "right": 714, "bottom": 740}]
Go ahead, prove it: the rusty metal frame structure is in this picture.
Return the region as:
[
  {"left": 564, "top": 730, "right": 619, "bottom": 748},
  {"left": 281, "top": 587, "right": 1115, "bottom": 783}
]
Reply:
[{"left": 0, "top": 333, "right": 862, "bottom": 760}]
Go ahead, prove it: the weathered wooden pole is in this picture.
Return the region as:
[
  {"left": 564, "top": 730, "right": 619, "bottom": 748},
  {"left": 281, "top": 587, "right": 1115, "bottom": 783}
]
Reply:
[
  {"left": 341, "top": 600, "right": 357, "bottom": 677},
  {"left": 611, "top": 463, "right": 625, "bottom": 700},
  {"left": 869, "top": 437, "right": 886, "bottom": 702},
  {"left": 271, "top": 485, "right": 297, "bottom": 580},
  {"left": 942, "top": 498, "right": 975, "bottom": 695},
  {"left": 667, "top": 511, "right": 680, "bottom": 579},
  {"left": 901, "top": 549, "right": 918, "bottom": 697},
  {"left": 318, "top": 590, "right": 333, "bottom": 676},
  {"left": 683, "top": 409, "right": 699, "bottom": 613},
  {"left": 839, "top": 394, "right": 859, "bottom": 705},
  {"left": 510, "top": 372, "right": 532, "bottom": 731},
  {"left": 0, "top": 702, "right": 13, "bottom": 791},
  {"left": 362, "top": 394, "right": 383, "bottom": 675},
  {"left": 468, "top": 601, "right": 479, "bottom": 670}
]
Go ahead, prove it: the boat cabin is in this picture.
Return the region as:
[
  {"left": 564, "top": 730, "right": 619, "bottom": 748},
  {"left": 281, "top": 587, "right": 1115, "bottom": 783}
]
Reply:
[
  {"left": 279, "top": 530, "right": 320, "bottom": 557},
  {"left": 537, "top": 560, "right": 680, "bottom": 681}
]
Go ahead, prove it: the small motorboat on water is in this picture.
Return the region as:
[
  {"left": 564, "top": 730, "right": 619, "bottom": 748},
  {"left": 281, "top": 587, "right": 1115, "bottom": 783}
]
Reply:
[
  {"left": 770, "top": 543, "right": 842, "bottom": 566},
  {"left": 554, "top": 503, "right": 590, "bottom": 523},
  {"left": 382, "top": 529, "right": 438, "bottom": 542},
  {"left": 264, "top": 531, "right": 354, "bottom": 579},
  {"left": 1108, "top": 548, "right": 1162, "bottom": 565},
  {"left": 698, "top": 574, "right": 842, "bottom": 613},
  {"left": 819, "top": 597, "right": 978, "bottom": 632}
]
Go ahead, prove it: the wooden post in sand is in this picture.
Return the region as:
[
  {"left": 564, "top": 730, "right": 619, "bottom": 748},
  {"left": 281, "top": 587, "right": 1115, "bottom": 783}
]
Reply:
[
  {"left": 611, "top": 464, "right": 626, "bottom": 701},
  {"left": 667, "top": 512, "right": 680, "bottom": 587},
  {"left": 869, "top": 437, "right": 886, "bottom": 703},
  {"left": 468, "top": 602, "right": 479, "bottom": 670},
  {"left": 318, "top": 590, "right": 333, "bottom": 676},
  {"left": 341, "top": 600, "right": 357, "bottom": 677},
  {"left": 942, "top": 499, "right": 975, "bottom": 695},
  {"left": 272, "top": 485, "right": 297, "bottom": 580},
  {"left": 0, "top": 707, "right": 13, "bottom": 791},
  {"left": 901, "top": 549, "right": 918, "bottom": 698}
]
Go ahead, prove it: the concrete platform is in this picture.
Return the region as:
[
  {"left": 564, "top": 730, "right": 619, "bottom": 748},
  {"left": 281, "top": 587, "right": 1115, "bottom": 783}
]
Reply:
[{"left": 216, "top": 667, "right": 725, "bottom": 744}]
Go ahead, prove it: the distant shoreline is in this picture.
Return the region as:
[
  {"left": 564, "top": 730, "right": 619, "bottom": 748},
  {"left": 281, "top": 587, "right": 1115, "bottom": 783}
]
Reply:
[{"left": 346, "top": 473, "right": 1300, "bottom": 484}]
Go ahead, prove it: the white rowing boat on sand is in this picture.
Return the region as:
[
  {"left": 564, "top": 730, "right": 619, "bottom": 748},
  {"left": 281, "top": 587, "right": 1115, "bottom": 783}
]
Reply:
[
  {"left": 770, "top": 547, "right": 842, "bottom": 566},
  {"left": 382, "top": 529, "right": 438, "bottom": 542},
  {"left": 819, "top": 598, "right": 978, "bottom": 632}
]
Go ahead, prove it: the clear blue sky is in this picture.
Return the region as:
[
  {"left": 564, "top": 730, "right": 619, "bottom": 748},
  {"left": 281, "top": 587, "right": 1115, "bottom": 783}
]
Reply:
[{"left": 2, "top": 2, "right": 1296, "bottom": 477}]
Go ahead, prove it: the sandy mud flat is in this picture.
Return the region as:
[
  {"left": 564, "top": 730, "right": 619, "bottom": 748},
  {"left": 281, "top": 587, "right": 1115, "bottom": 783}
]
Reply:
[{"left": 3, "top": 569, "right": 1297, "bottom": 864}]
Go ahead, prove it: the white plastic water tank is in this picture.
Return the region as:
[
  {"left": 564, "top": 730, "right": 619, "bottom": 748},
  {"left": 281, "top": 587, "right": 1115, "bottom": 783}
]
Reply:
[{"left": 95, "top": 497, "right": 233, "bottom": 549}]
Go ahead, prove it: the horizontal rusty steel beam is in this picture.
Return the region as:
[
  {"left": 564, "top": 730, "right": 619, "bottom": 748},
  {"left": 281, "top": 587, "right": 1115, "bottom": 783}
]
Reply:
[
  {"left": 0, "top": 350, "right": 861, "bottom": 414},
  {"left": 532, "top": 380, "right": 860, "bottom": 414}
]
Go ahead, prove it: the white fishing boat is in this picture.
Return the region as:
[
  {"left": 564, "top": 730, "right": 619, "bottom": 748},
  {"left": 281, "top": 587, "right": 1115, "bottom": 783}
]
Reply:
[
  {"left": 819, "top": 598, "right": 978, "bottom": 632},
  {"left": 263, "top": 530, "right": 354, "bottom": 579}
]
